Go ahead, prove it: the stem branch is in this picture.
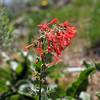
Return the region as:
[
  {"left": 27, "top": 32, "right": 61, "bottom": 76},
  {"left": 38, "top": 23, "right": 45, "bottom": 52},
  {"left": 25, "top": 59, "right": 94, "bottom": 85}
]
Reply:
[{"left": 39, "top": 66, "right": 42, "bottom": 100}]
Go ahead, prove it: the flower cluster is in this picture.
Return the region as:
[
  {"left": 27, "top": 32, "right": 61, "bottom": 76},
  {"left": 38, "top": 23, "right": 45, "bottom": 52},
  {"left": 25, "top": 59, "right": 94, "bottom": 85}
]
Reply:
[
  {"left": 25, "top": 18, "right": 76, "bottom": 65},
  {"left": 39, "top": 18, "right": 76, "bottom": 55}
]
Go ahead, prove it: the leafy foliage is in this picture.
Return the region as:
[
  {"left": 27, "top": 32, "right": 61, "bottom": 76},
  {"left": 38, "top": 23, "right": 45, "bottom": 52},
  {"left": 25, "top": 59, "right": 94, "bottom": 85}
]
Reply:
[
  {"left": 0, "top": 49, "right": 100, "bottom": 100},
  {"left": 0, "top": 51, "right": 35, "bottom": 100},
  {"left": 0, "top": 6, "right": 13, "bottom": 49},
  {"left": 66, "top": 64, "right": 96, "bottom": 98}
]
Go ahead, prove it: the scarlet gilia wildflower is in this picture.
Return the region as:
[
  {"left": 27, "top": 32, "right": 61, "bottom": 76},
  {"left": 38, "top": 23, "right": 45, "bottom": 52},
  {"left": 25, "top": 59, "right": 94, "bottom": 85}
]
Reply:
[
  {"left": 25, "top": 18, "right": 76, "bottom": 66},
  {"left": 49, "top": 18, "right": 58, "bottom": 25}
]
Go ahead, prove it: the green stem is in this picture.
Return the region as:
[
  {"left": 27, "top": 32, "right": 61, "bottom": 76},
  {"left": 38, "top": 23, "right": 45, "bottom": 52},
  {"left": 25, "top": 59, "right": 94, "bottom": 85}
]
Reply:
[
  {"left": 39, "top": 67, "right": 42, "bottom": 100},
  {"left": 39, "top": 63, "right": 47, "bottom": 100},
  {"left": 39, "top": 37, "right": 46, "bottom": 100}
]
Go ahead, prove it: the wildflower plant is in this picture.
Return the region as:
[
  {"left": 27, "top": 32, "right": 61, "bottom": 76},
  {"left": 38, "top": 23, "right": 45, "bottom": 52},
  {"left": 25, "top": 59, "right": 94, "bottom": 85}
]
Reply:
[
  {"left": 25, "top": 18, "right": 76, "bottom": 100},
  {"left": 25, "top": 18, "right": 76, "bottom": 65},
  {"left": 0, "top": 18, "right": 100, "bottom": 100}
]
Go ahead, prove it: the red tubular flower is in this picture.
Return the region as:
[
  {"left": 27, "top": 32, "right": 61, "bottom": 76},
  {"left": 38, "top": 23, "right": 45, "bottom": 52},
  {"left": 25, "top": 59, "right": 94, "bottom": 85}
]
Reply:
[
  {"left": 38, "top": 19, "right": 76, "bottom": 59},
  {"left": 68, "top": 26, "right": 76, "bottom": 34},
  {"left": 63, "top": 21, "right": 70, "bottom": 27},
  {"left": 49, "top": 18, "right": 58, "bottom": 25},
  {"left": 45, "top": 22, "right": 76, "bottom": 56},
  {"left": 25, "top": 18, "right": 76, "bottom": 66},
  {"left": 48, "top": 46, "right": 52, "bottom": 53},
  {"left": 38, "top": 23, "right": 50, "bottom": 31},
  {"left": 64, "top": 33, "right": 75, "bottom": 39},
  {"left": 36, "top": 47, "right": 43, "bottom": 56}
]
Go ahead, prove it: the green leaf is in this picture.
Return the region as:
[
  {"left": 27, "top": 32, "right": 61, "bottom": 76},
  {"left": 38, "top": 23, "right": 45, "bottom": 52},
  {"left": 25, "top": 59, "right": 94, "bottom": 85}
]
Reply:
[
  {"left": 18, "top": 82, "right": 38, "bottom": 98},
  {"left": 0, "top": 79, "right": 9, "bottom": 92},
  {"left": 16, "top": 64, "right": 23, "bottom": 75},
  {"left": 49, "top": 86, "right": 66, "bottom": 99},
  {"left": 47, "top": 63, "right": 63, "bottom": 73},
  {"left": 0, "top": 68, "right": 12, "bottom": 80},
  {"left": 83, "top": 61, "right": 91, "bottom": 68},
  {"left": 34, "top": 59, "right": 42, "bottom": 71},
  {"left": 95, "top": 63, "right": 100, "bottom": 71},
  {"left": 45, "top": 53, "right": 52, "bottom": 64},
  {"left": 10, "top": 94, "right": 20, "bottom": 100},
  {"left": 66, "top": 66, "right": 96, "bottom": 98},
  {"left": 0, "top": 68, "right": 12, "bottom": 92},
  {"left": 47, "top": 63, "right": 65, "bottom": 80}
]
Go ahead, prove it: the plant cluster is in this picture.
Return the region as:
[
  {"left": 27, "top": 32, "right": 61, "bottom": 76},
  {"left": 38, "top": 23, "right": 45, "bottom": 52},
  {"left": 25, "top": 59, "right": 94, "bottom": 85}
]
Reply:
[
  {"left": 25, "top": 18, "right": 76, "bottom": 66},
  {"left": 0, "top": 18, "right": 100, "bottom": 100}
]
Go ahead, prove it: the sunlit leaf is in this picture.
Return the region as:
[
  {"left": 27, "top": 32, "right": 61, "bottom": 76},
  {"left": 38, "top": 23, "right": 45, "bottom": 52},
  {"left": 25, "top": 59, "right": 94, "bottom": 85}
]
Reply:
[
  {"left": 16, "top": 64, "right": 23, "bottom": 75},
  {"left": 18, "top": 82, "right": 38, "bottom": 98},
  {"left": 95, "top": 63, "right": 100, "bottom": 71},
  {"left": 0, "top": 79, "right": 9, "bottom": 92},
  {"left": 66, "top": 66, "right": 96, "bottom": 98},
  {"left": 0, "top": 68, "right": 12, "bottom": 80}
]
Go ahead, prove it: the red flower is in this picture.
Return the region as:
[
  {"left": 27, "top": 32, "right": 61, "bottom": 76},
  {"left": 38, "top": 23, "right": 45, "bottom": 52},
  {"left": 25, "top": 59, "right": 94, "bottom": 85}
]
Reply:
[
  {"left": 45, "top": 23, "right": 76, "bottom": 56},
  {"left": 68, "top": 26, "right": 76, "bottom": 35},
  {"left": 49, "top": 18, "right": 58, "bottom": 25},
  {"left": 48, "top": 46, "right": 52, "bottom": 53},
  {"left": 25, "top": 18, "right": 76, "bottom": 66},
  {"left": 63, "top": 21, "right": 70, "bottom": 27},
  {"left": 36, "top": 47, "right": 43, "bottom": 56},
  {"left": 38, "top": 23, "right": 49, "bottom": 31},
  {"left": 64, "top": 33, "right": 75, "bottom": 39}
]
